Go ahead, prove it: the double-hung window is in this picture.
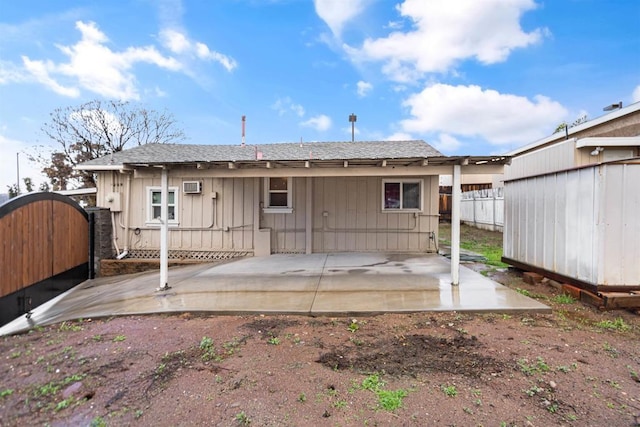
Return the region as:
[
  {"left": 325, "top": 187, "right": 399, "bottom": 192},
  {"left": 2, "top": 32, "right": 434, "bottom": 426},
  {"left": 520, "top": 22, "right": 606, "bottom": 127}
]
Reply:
[
  {"left": 382, "top": 179, "right": 422, "bottom": 211},
  {"left": 147, "top": 187, "right": 179, "bottom": 225},
  {"left": 263, "top": 177, "right": 293, "bottom": 213}
]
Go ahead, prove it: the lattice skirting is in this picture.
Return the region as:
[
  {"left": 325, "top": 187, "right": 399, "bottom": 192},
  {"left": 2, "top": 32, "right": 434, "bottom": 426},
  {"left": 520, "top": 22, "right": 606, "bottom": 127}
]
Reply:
[{"left": 126, "top": 249, "right": 251, "bottom": 260}]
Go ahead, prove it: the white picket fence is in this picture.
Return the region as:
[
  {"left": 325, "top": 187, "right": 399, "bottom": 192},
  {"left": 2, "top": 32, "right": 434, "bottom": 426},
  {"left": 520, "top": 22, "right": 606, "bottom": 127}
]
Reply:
[{"left": 460, "top": 188, "right": 504, "bottom": 232}]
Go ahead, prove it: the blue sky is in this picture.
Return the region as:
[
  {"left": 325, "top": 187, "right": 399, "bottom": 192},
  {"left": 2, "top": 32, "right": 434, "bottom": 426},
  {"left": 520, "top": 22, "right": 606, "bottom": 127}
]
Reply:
[{"left": 1, "top": 0, "right": 639, "bottom": 190}]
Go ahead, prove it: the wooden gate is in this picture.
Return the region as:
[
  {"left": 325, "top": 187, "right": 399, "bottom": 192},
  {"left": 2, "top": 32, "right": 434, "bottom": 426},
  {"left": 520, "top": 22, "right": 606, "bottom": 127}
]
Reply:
[{"left": 0, "top": 192, "right": 90, "bottom": 325}]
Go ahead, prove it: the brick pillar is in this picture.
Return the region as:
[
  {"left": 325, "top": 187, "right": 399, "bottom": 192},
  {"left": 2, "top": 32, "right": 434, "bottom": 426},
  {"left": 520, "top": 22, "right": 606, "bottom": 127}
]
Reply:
[{"left": 86, "top": 207, "right": 113, "bottom": 277}]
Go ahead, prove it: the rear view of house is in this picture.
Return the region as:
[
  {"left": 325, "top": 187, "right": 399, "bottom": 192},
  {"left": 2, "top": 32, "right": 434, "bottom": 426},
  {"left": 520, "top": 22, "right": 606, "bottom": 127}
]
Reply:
[{"left": 78, "top": 140, "right": 505, "bottom": 262}]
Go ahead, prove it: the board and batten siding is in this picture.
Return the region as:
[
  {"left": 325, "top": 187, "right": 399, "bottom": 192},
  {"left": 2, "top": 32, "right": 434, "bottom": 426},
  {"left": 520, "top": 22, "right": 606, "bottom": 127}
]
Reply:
[
  {"left": 97, "top": 172, "right": 440, "bottom": 255},
  {"left": 504, "top": 162, "right": 640, "bottom": 287},
  {"left": 96, "top": 171, "right": 256, "bottom": 253},
  {"left": 311, "top": 176, "right": 439, "bottom": 253}
]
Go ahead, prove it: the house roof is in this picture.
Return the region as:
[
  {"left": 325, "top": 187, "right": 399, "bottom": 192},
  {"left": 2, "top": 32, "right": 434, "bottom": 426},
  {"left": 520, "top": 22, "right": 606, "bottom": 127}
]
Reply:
[
  {"left": 77, "top": 140, "right": 511, "bottom": 176},
  {"left": 79, "top": 140, "right": 443, "bottom": 168}
]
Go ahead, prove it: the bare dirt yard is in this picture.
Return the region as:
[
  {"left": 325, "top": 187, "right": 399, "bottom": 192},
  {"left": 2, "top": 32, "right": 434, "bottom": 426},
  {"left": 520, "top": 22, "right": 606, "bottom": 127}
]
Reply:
[{"left": 1, "top": 225, "right": 639, "bottom": 427}]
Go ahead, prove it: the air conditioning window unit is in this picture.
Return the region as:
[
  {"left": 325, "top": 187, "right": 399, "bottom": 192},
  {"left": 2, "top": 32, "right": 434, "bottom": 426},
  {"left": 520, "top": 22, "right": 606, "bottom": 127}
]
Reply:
[{"left": 183, "top": 181, "right": 202, "bottom": 194}]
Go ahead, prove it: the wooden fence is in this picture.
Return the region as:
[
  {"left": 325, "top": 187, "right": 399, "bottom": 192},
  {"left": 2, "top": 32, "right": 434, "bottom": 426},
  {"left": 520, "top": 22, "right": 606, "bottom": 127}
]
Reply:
[{"left": 0, "top": 192, "right": 90, "bottom": 324}]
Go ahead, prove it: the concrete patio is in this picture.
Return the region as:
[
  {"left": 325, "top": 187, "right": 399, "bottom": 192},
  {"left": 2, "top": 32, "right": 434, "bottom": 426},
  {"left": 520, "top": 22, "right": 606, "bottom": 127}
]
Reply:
[{"left": 0, "top": 253, "right": 549, "bottom": 336}]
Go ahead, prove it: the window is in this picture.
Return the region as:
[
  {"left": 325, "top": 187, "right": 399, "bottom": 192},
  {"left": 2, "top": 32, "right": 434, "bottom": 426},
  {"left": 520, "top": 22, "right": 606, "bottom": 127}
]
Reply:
[
  {"left": 382, "top": 180, "right": 422, "bottom": 211},
  {"left": 147, "top": 187, "right": 179, "bottom": 225},
  {"left": 263, "top": 177, "right": 293, "bottom": 213}
]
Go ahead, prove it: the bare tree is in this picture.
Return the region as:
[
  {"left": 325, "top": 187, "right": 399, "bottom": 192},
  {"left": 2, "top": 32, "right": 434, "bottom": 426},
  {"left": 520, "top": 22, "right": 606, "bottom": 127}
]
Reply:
[{"left": 33, "top": 100, "right": 185, "bottom": 189}]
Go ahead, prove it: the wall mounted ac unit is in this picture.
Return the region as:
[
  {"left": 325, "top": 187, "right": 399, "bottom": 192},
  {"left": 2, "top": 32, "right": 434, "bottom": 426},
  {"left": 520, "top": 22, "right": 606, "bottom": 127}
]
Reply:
[{"left": 183, "top": 181, "right": 202, "bottom": 194}]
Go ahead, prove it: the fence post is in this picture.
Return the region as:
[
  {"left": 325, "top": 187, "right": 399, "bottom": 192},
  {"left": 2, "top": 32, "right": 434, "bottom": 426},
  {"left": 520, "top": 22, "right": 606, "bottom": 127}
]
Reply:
[{"left": 88, "top": 212, "right": 95, "bottom": 279}]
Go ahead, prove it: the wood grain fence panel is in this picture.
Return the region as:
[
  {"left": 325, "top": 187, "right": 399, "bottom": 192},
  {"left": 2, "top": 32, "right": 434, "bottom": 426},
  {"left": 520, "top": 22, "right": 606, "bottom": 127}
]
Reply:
[{"left": 0, "top": 193, "right": 88, "bottom": 300}]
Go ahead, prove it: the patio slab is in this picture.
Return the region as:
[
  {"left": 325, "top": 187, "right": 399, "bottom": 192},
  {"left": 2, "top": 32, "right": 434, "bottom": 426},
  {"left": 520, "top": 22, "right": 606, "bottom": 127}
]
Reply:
[{"left": 0, "top": 253, "right": 549, "bottom": 336}]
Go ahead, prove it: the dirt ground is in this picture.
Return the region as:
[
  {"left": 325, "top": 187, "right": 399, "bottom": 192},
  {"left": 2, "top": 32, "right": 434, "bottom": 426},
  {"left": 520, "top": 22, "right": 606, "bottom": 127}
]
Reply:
[{"left": 1, "top": 229, "right": 639, "bottom": 426}]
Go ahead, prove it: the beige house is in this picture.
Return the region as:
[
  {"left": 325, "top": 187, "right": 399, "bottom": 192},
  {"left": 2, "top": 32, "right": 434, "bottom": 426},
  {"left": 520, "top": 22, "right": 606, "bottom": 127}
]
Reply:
[
  {"left": 78, "top": 140, "right": 505, "bottom": 268},
  {"left": 502, "top": 102, "right": 640, "bottom": 293}
]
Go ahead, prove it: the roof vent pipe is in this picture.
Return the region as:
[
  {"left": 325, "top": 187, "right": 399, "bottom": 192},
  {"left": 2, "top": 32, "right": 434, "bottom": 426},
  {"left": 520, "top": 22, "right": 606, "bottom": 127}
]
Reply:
[{"left": 241, "top": 115, "right": 246, "bottom": 146}]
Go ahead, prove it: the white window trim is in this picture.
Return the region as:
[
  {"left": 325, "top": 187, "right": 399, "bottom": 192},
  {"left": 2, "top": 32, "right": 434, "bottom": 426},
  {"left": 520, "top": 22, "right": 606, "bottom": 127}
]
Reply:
[
  {"left": 146, "top": 186, "right": 179, "bottom": 226},
  {"left": 381, "top": 179, "right": 424, "bottom": 212},
  {"left": 263, "top": 177, "right": 293, "bottom": 214}
]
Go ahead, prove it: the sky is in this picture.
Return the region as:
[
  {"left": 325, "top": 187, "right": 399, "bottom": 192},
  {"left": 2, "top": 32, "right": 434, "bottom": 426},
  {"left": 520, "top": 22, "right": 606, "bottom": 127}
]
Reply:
[{"left": 0, "top": 0, "right": 639, "bottom": 191}]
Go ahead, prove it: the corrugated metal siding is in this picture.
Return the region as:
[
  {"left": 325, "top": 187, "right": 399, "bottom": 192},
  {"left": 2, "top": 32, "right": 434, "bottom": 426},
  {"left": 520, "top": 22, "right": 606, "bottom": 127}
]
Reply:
[
  {"left": 600, "top": 164, "right": 640, "bottom": 285},
  {"left": 504, "top": 163, "right": 640, "bottom": 287},
  {"left": 505, "top": 140, "right": 575, "bottom": 180}
]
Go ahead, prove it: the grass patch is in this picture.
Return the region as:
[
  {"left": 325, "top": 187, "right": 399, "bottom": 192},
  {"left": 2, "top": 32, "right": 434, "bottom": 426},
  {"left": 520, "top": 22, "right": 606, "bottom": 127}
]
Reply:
[
  {"left": 595, "top": 318, "right": 630, "bottom": 332},
  {"left": 552, "top": 294, "right": 576, "bottom": 304},
  {"left": 440, "top": 223, "right": 508, "bottom": 267},
  {"left": 359, "top": 374, "right": 410, "bottom": 412}
]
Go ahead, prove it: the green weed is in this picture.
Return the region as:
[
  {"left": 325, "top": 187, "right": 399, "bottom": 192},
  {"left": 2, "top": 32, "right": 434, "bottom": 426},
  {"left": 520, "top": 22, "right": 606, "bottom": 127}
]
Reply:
[
  {"left": 553, "top": 294, "right": 576, "bottom": 304},
  {"left": 376, "top": 389, "right": 408, "bottom": 411},
  {"left": 359, "top": 374, "right": 409, "bottom": 411},
  {"left": 333, "top": 399, "right": 347, "bottom": 408},
  {"left": 596, "top": 318, "right": 630, "bottom": 332},
  {"left": 90, "top": 417, "right": 107, "bottom": 427},
  {"left": 59, "top": 321, "right": 83, "bottom": 332},
  {"left": 235, "top": 410, "right": 251, "bottom": 425},
  {"left": 441, "top": 384, "right": 458, "bottom": 397},
  {"left": 0, "top": 389, "right": 14, "bottom": 398},
  {"left": 603, "top": 342, "right": 619, "bottom": 358},
  {"left": 113, "top": 335, "right": 126, "bottom": 342},
  {"left": 55, "top": 397, "right": 74, "bottom": 412},
  {"left": 199, "top": 336, "right": 221, "bottom": 361},
  {"left": 348, "top": 319, "right": 360, "bottom": 333},
  {"left": 517, "top": 357, "right": 550, "bottom": 376},
  {"left": 267, "top": 337, "right": 281, "bottom": 345}
]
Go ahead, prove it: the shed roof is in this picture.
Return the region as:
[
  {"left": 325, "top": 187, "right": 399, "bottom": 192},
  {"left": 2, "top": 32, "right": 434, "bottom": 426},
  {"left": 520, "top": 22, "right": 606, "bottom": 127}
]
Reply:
[{"left": 507, "top": 101, "right": 640, "bottom": 157}]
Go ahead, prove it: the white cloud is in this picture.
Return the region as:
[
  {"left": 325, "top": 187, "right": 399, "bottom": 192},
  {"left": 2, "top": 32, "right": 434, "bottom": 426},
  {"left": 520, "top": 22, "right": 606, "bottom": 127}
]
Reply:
[
  {"left": 160, "top": 29, "right": 237, "bottom": 71},
  {"left": 0, "top": 131, "right": 47, "bottom": 191},
  {"left": 356, "top": 80, "right": 373, "bottom": 97},
  {"left": 22, "top": 56, "right": 80, "bottom": 97},
  {"left": 301, "top": 114, "right": 332, "bottom": 131},
  {"left": 433, "top": 133, "right": 462, "bottom": 153},
  {"left": 385, "top": 132, "right": 413, "bottom": 141},
  {"left": 271, "top": 97, "right": 305, "bottom": 117},
  {"left": 314, "top": 0, "right": 367, "bottom": 37},
  {"left": 633, "top": 85, "right": 640, "bottom": 103},
  {"left": 400, "top": 83, "right": 567, "bottom": 145},
  {"left": 19, "top": 21, "right": 183, "bottom": 100},
  {"left": 347, "top": 0, "right": 545, "bottom": 81},
  {"left": 11, "top": 21, "right": 236, "bottom": 101}
]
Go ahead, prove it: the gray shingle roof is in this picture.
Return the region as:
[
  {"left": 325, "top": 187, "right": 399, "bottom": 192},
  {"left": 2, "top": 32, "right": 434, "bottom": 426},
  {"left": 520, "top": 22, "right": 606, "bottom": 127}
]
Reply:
[{"left": 79, "top": 140, "right": 442, "bottom": 167}]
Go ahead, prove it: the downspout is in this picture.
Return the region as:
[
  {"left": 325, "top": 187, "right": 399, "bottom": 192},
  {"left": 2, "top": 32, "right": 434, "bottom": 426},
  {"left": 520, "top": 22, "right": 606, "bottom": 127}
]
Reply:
[{"left": 116, "top": 172, "right": 132, "bottom": 259}]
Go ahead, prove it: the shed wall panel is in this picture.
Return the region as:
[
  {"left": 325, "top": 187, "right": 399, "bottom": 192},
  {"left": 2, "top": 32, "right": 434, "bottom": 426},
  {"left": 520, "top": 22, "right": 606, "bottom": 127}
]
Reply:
[{"left": 504, "top": 163, "right": 640, "bottom": 287}]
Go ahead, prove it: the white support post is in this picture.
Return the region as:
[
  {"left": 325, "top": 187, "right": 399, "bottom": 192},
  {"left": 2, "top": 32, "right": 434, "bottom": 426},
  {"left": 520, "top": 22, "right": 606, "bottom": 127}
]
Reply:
[
  {"left": 159, "top": 167, "right": 170, "bottom": 291},
  {"left": 451, "top": 164, "right": 461, "bottom": 286},
  {"left": 305, "top": 177, "right": 313, "bottom": 254}
]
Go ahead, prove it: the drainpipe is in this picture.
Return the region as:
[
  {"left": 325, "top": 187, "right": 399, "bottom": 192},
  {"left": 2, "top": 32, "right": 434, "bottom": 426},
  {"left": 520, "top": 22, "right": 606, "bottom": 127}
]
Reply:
[{"left": 116, "top": 172, "right": 132, "bottom": 260}]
